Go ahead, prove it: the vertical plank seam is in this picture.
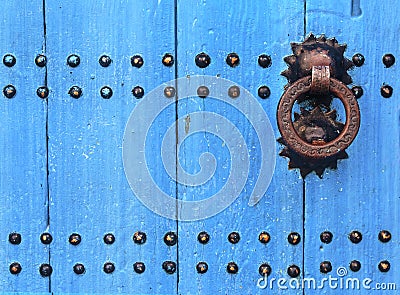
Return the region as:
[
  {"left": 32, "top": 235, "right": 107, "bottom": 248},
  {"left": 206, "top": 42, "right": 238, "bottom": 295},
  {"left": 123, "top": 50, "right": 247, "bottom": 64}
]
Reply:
[
  {"left": 42, "top": 0, "right": 51, "bottom": 292},
  {"left": 302, "top": 3, "right": 306, "bottom": 295},
  {"left": 174, "top": 0, "right": 180, "bottom": 293}
]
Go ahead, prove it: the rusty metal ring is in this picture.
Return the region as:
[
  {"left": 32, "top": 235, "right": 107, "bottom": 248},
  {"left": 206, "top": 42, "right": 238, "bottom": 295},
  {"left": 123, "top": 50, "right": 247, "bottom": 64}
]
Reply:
[{"left": 277, "top": 76, "right": 360, "bottom": 160}]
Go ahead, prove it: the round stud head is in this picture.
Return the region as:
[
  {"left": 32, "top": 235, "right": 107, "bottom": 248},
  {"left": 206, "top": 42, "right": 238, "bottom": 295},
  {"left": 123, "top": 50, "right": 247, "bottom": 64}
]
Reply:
[
  {"left": 67, "top": 54, "right": 80, "bottom": 67},
  {"left": 99, "top": 55, "right": 112, "bottom": 67},
  {"left": 35, "top": 54, "right": 47, "bottom": 67},
  {"left": 103, "top": 262, "right": 115, "bottom": 274},
  {"left": 378, "top": 230, "right": 392, "bottom": 243},
  {"left": 68, "top": 86, "right": 82, "bottom": 99},
  {"left": 228, "top": 85, "right": 240, "bottom": 98},
  {"left": 228, "top": 232, "right": 240, "bottom": 244},
  {"left": 133, "top": 231, "right": 147, "bottom": 244},
  {"left": 287, "top": 265, "right": 300, "bottom": 278},
  {"left": 133, "top": 262, "right": 146, "bottom": 274},
  {"left": 349, "top": 231, "right": 362, "bottom": 244},
  {"left": 39, "top": 264, "right": 53, "bottom": 277},
  {"left": 3, "top": 54, "right": 16, "bottom": 67},
  {"left": 131, "top": 55, "right": 144, "bottom": 68},
  {"left": 100, "top": 86, "right": 113, "bottom": 99},
  {"left": 258, "top": 54, "right": 272, "bottom": 68},
  {"left": 226, "top": 52, "right": 240, "bottom": 67},
  {"left": 197, "top": 85, "right": 209, "bottom": 98},
  {"left": 162, "top": 53, "right": 174, "bottom": 67},
  {"left": 320, "top": 231, "right": 333, "bottom": 244},
  {"left": 349, "top": 260, "right": 361, "bottom": 272},
  {"left": 351, "top": 86, "right": 363, "bottom": 99},
  {"left": 164, "top": 231, "right": 178, "bottom": 246},
  {"left": 37, "top": 86, "right": 49, "bottom": 99},
  {"left": 195, "top": 52, "right": 211, "bottom": 68},
  {"left": 381, "top": 85, "right": 393, "bottom": 98},
  {"left": 258, "top": 232, "right": 271, "bottom": 244},
  {"left": 352, "top": 53, "right": 365, "bottom": 67},
  {"left": 288, "top": 232, "right": 301, "bottom": 245},
  {"left": 9, "top": 232, "right": 21, "bottom": 245},
  {"left": 69, "top": 233, "right": 81, "bottom": 245},
  {"left": 258, "top": 263, "right": 271, "bottom": 276},
  {"left": 132, "top": 86, "right": 144, "bottom": 98},
  {"left": 40, "top": 233, "right": 53, "bottom": 245},
  {"left": 164, "top": 86, "right": 175, "bottom": 98},
  {"left": 227, "top": 262, "right": 238, "bottom": 274},
  {"left": 378, "top": 260, "right": 390, "bottom": 272},
  {"left": 73, "top": 263, "right": 86, "bottom": 275},
  {"left": 197, "top": 231, "right": 210, "bottom": 244},
  {"left": 103, "top": 233, "right": 115, "bottom": 245},
  {"left": 3, "top": 85, "right": 16, "bottom": 99},
  {"left": 258, "top": 86, "right": 271, "bottom": 99},
  {"left": 9, "top": 262, "right": 22, "bottom": 275},
  {"left": 320, "top": 261, "right": 332, "bottom": 273},
  {"left": 196, "top": 262, "right": 208, "bottom": 274},
  {"left": 382, "top": 53, "right": 395, "bottom": 68},
  {"left": 162, "top": 261, "right": 177, "bottom": 274}
]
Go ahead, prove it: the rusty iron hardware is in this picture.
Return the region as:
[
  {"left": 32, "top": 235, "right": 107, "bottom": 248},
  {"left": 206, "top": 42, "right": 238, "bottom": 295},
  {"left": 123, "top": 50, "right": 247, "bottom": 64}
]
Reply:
[{"left": 277, "top": 33, "right": 361, "bottom": 178}]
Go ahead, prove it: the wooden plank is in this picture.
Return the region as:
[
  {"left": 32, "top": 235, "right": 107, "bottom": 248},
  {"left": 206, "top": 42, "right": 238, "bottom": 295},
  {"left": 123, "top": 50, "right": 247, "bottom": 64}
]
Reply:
[
  {"left": 176, "top": 1, "right": 305, "bottom": 294},
  {"left": 45, "top": 1, "right": 177, "bottom": 293},
  {"left": 0, "top": 1, "right": 49, "bottom": 292},
  {"left": 305, "top": 0, "right": 400, "bottom": 293}
]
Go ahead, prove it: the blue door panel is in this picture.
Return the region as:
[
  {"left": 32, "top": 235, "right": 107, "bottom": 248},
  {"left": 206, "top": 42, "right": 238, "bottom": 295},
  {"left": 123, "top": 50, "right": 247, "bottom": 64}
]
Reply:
[
  {"left": 0, "top": 1, "right": 49, "bottom": 293},
  {"left": 45, "top": 1, "right": 176, "bottom": 293},
  {"left": 304, "top": 0, "right": 400, "bottom": 294}
]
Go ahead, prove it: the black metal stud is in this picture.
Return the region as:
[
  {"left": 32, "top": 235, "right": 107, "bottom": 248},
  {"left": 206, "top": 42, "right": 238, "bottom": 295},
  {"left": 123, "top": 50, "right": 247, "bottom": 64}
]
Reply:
[
  {"left": 258, "top": 86, "right": 271, "bottom": 99},
  {"left": 378, "top": 230, "right": 392, "bottom": 243},
  {"left": 35, "top": 54, "right": 47, "bottom": 67},
  {"left": 9, "top": 262, "right": 22, "bottom": 275},
  {"left": 195, "top": 52, "right": 211, "bottom": 68},
  {"left": 258, "top": 263, "right": 271, "bottom": 276},
  {"left": 73, "top": 263, "right": 85, "bottom": 275},
  {"left": 69, "top": 233, "right": 81, "bottom": 245},
  {"left": 378, "top": 260, "right": 390, "bottom": 272},
  {"left": 258, "top": 54, "right": 272, "bottom": 68},
  {"left": 39, "top": 264, "right": 53, "bottom": 277},
  {"left": 100, "top": 86, "right": 113, "bottom": 99},
  {"left": 320, "top": 231, "right": 333, "bottom": 244},
  {"left": 349, "top": 260, "right": 361, "bottom": 272},
  {"left": 162, "top": 53, "right": 174, "bottom": 67},
  {"left": 320, "top": 261, "right": 332, "bottom": 273},
  {"left": 99, "top": 55, "right": 112, "bottom": 67},
  {"left": 258, "top": 232, "right": 271, "bottom": 244},
  {"left": 226, "top": 52, "right": 240, "bottom": 67},
  {"left": 36, "top": 86, "right": 49, "bottom": 99},
  {"left": 103, "top": 262, "right": 115, "bottom": 274},
  {"left": 381, "top": 85, "right": 393, "bottom": 98},
  {"left": 383, "top": 54, "right": 395, "bottom": 68},
  {"left": 228, "top": 232, "right": 240, "bottom": 244},
  {"left": 9, "top": 232, "right": 21, "bottom": 245},
  {"left": 133, "top": 231, "right": 147, "bottom": 244},
  {"left": 351, "top": 86, "right": 363, "bottom": 99},
  {"left": 67, "top": 54, "right": 80, "bottom": 68},
  {"left": 197, "top": 231, "right": 210, "bottom": 244},
  {"left": 164, "top": 231, "right": 178, "bottom": 246},
  {"left": 196, "top": 262, "right": 208, "bottom": 274},
  {"left": 164, "top": 86, "right": 175, "bottom": 98},
  {"left": 228, "top": 85, "right": 240, "bottom": 98},
  {"left": 68, "top": 86, "right": 82, "bottom": 99},
  {"left": 3, "top": 54, "right": 16, "bottom": 67},
  {"left": 197, "top": 86, "right": 209, "bottom": 98},
  {"left": 103, "top": 233, "right": 115, "bottom": 245},
  {"left": 3, "top": 85, "right": 16, "bottom": 99},
  {"left": 40, "top": 233, "right": 53, "bottom": 245},
  {"left": 131, "top": 55, "right": 144, "bottom": 68},
  {"left": 133, "top": 262, "right": 146, "bottom": 274},
  {"left": 288, "top": 232, "right": 301, "bottom": 245},
  {"left": 349, "top": 231, "right": 362, "bottom": 244},
  {"left": 287, "top": 265, "right": 300, "bottom": 278},
  {"left": 162, "top": 261, "right": 177, "bottom": 274},
  {"left": 352, "top": 53, "right": 365, "bottom": 67},
  {"left": 132, "top": 86, "right": 144, "bottom": 98},
  {"left": 227, "top": 262, "right": 238, "bottom": 274}
]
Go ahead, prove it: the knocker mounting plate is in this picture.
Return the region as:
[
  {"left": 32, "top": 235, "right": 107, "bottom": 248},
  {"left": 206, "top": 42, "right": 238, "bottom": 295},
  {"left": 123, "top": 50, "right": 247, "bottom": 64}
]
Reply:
[{"left": 277, "top": 33, "right": 361, "bottom": 178}]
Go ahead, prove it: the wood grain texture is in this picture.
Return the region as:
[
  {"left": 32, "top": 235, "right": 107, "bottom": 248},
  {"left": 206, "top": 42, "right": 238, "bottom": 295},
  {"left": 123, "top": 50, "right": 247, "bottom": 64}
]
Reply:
[
  {"left": 0, "top": 1, "right": 49, "bottom": 292},
  {"left": 45, "top": 1, "right": 176, "bottom": 293},
  {"left": 305, "top": 0, "right": 400, "bottom": 293},
  {"left": 176, "top": 1, "right": 305, "bottom": 294}
]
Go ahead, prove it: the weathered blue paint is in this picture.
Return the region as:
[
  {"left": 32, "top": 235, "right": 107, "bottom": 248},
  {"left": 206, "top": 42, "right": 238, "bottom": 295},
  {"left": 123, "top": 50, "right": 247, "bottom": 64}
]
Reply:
[
  {"left": 0, "top": 0, "right": 398, "bottom": 294},
  {"left": 304, "top": 1, "right": 400, "bottom": 294},
  {"left": 0, "top": 1, "right": 49, "bottom": 293}
]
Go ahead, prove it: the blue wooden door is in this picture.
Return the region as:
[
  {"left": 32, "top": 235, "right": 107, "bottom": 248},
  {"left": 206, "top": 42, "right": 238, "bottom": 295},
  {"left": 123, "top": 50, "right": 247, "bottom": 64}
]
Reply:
[{"left": 0, "top": 1, "right": 398, "bottom": 294}]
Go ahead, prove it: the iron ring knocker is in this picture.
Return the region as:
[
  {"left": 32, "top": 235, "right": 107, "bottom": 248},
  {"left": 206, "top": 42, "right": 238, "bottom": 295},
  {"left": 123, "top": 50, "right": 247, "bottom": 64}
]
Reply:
[{"left": 277, "top": 75, "right": 360, "bottom": 160}]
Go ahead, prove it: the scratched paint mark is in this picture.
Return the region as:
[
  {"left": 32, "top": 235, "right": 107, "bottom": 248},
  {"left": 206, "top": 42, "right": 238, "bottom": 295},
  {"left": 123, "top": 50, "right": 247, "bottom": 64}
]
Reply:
[
  {"left": 351, "top": 0, "right": 362, "bottom": 17},
  {"left": 184, "top": 115, "right": 191, "bottom": 134}
]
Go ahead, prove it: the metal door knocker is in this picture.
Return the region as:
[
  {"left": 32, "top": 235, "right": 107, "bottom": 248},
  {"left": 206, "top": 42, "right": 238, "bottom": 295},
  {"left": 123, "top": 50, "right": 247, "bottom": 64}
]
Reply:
[{"left": 277, "top": 33, "right": 361, "bottom": 178}]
